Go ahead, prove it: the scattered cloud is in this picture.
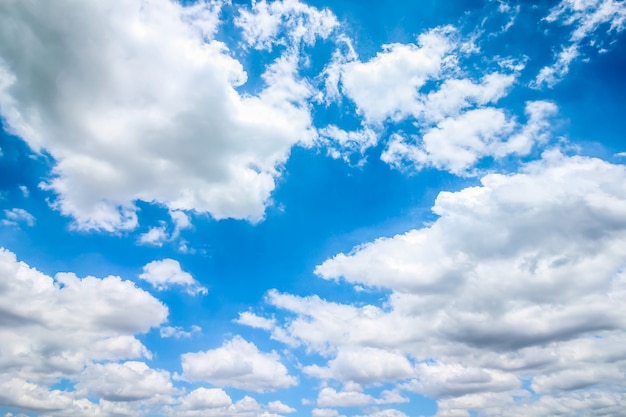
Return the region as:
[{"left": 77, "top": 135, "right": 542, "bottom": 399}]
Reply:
[
  {"left": 139, "top": 259, "right": 207, "bottom": 295},
  {"left": 0, "top": 247, "right": 168, "bottom": 412},
  {"left": 160, "top": 325, "right": 202, "bottom": 339},
  {"left": 76, "top": 361, "right": 173, "bottom": 402},
  {"left": 235, "top": 0, "right": 338, "bottom": 50},
  {"left": 2, "top": 208, "right": 35, "bottom": 227},
  {"left": 256, "top": 152, "right": 626, "bottom": 415},
  {"left": 179, "top": 336, "right": 297, "bottom": 392},
  {"left": 0, "top": 0, "right": 319, "bottom": 231},
  {"left": 535, "top": 0, "right": 626, "bottom": 87}
]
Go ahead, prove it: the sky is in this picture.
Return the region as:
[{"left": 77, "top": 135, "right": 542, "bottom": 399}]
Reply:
[{"left": 0, "top": 0, "right": 626, "bottom": 416}]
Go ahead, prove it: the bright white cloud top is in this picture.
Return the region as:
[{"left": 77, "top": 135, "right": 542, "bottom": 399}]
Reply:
[{"left": 0, "top": 0, "right": 625, "bottom": 416}]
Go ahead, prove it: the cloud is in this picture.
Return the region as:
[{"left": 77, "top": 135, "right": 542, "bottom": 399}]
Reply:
[
  {"left": 76, "top": 361, "right": 173, "bottom": 402},
  {"left": 0, "top": 0, "right": 322, "bottom": 231},
  {"left": 235, "top": 0, "right": 338, "bottom": 50},
  {"left": 354, "top": 411, "right": 409, "bottom": 417},
  {"left": 252, "top": 152, "right": 626, "bottom": 415},
  {"left": 138, "top": 224, "right": 169, "bottom": 247},
  {"left": 535, "top": 0, "right": 626, "bottom": 87},
  {"left": 316, "top": 388, "right": 407, "bottom": 408},
  {"left": 322, "top": 24, "right": 556, "bottom": 175},
  {"left": 337, "top": 26, "right": 456, "bottom": 124},
  {"left": 139, "top": 259, "right": 207, "bottom": 295},
  {"left": 179, "top": 335, "right": 297, "bottom": 392},
  {"left": 235, "top": 311, "right": 277, "bottom": 330},
  {"left": 160, "top": 325, "right": 202, "bottom": 339},
  {"left": 2, "top": 208, "right": 35, "bottom": 227},
  {"left": 169, "top": 389, "right": 278, "bottom": 417},
  {"left": 303, "top": 347, "right": 414, "bottom": 384},
  {"left": 0, "top": 247, "right": 168, "bottom": 414},
  {"left": 266, "top": 400, "right": 296, "bottom": 414},
  {"left": 381, "top": 101, "right": 557, "bottom": 175},
  {"left": 312, "top": 409, "right": 344, "bottom": 417}
]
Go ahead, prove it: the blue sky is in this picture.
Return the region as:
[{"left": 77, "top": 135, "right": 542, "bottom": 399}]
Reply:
[{"left": 1, "top": 0, "right": 626, "bottom": 416}]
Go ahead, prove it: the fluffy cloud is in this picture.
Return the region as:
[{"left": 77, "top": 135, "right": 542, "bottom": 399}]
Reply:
[
  {"left": 169, "top": 389, "right": 274, "bottom": 417},
  {"left": 139, "top": 258, "right": 207, "bottom": 295},
  {"left": 2, "top": 208, "right": 35, "bottom": 227},
  {"left": 322, "top": 24, "right": 557, "bottom": 175},
  {"left": 251, "top": 152, "right": 626, "bottom": 415},
  {"left": 76, "top": 361, "right": 173, "bottom": 402},
  {"left": 160, "top": 325, "right": 202, "bottom": 339},
  {"left": 535, "top": 0, "right": 626, "bottom": 87},
  {"left": 235, "top": 0, "right": 338, "bottom": 50},
  {"left": 317, "top": 388, "right": 408, "bottom": 408},
  {"left": 180, "top": 335, "right": 297, "bottom": 392},
  {"left": 303, "top": 347, "right": 414, "bottom": 384},
  {"left": 381, "top": 101, "right": 557, "bottom": 175},
  {"left": 0, "top": 247, "right": 169, "bottom": 414},
  {"left": 0, "top": 0, "right": 321, "bottom": 231},
  {"left": 338, "top": 26, "right": 456, "bottom": 124}
]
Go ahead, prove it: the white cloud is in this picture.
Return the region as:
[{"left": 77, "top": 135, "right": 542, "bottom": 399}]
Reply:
[
  {"left": 2, "top": 208, "right": 35, "bottom": 227},
  {"left": 179, "top": 336, "right": 297, "bottom": 392},
  {"left": 535, "top": 0, "right": 626, "bottom": 87},
  {"left": 339, "top": 26, "right": 456, "bottom": 124},
  {"left": 257, "top": 152, "right": 626, "bottom": 415},
  {"left": 312, "top": 409, "right": 344, "bottom": 417},
  {"left": 322, "top": 25, "right": 556, "bottom": 175},
  {"left": 139, "top": 259, "right": 207, "bottom": 295},
  {"left": 170, "top": 390, "right": 272, "bottom": 417},
  {"left": 316, "top": 388, "right": 407, "bottom": 408},
  {"left": 138, "top": 224, "right": 169, "bottom": 247},
  {"left": 381, "top": 101, "right": 557, "bottom": 175},
  {"left": 317, "top": 125, "right": 379, "bottom": 164},
  {"left": 0, "top": 247, "right": 169, "bottom": 415},
  {"left": 160, "top": 325, "right": 202, "bottom": 339},
  {"left": 235, "top": 311, "right": 277, "bottom": 330},
  {"left": 266, "top": 400, "right": 296, "bottom": 414},
  {"left": 235, "top": 0, "right": 338, "bottom": 50},
  {"left": 354, "top": 411, "right": 409, "bottom": 417},
  {"left": 76, "top": 361, "right": 173, "bottom": 402},
  {"left": 0, "top": 0, "right": 318, "bottom": 231},
  {"left": 303, "top": 347, "right": 414, "bottom": 384}
]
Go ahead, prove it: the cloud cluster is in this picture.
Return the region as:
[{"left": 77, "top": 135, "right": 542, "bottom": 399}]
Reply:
[
  {"left": 0, "top": 247, "right": 168, "bottom": 413},
  {"left": 0, "top": 0, "right": 326, "bottom": 231},
  {"left": 139, "top": 258, "right": 207, "bottom": 295},
  {"left": 243, "top": 152, "right": 626, "bottom": 416},
  {"left": 536, "top": 0, "right": 626, "bottom": 87},
  {"left": 180, "top": 335, "right": 297, "bottom": 392},
  {"left": 322, "top": 26, "right": 557, "bottom": 175},
  {"left": 0, "top": 247, "right": 300, "bottom": 416}
]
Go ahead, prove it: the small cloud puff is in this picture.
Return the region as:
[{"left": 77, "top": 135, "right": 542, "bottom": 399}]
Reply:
[{"left": 139, "top": 259, "right": 207, "bottom": 295}]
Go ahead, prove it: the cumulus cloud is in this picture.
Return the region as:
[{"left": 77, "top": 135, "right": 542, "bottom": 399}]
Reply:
[
  {"left": 2, "top": 208, "right": 35, "bottom": 227},
  {"left": 0, "top": 0, "right": 322, "bottom": 231},
  {"left": 76, "top": 361, "right": 173, "bottom": 402},
  {"left": 317, "top": 388, "right": 408, "bottom": 408},
  {"left": 312, "top": 409, "right": 344, "bottom": 417},
  {"left": 179, "top": 335, "right": 297, "bottom": 392},
  {"left": 251, "top": 152, "right": 626, "bottom": 415},
  {"left": 535, "top": 0, "right": 626, "bottom": 87},
  {"left": 235, "top": 311, "right": 277, "bottom": 330},
  {"left": 0, "top": 247, "right": 169, "bottom": 414},
  {"left": 139, "top": 258, "right": 207, "bottom": 295},
  {"left": 169, "top": 389, "right": 276, "bottom": 417},
  {"left": 337, "top": 26, "right": 456, "bottom": 124},
  {"left": 303, "top": 347, "right": 414, "bottom": 384},
  {"left": 235, "top": 0, "right": 338, "bottom": 50},
  {"left": 381, "top": 101, "right": 557, "bottom": 175},
  {"left": 321, "top": 24, "right": 556, "bottom": 175},
  {"left": 160, "top": 325, "right": 202, "bottom": 339}
]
